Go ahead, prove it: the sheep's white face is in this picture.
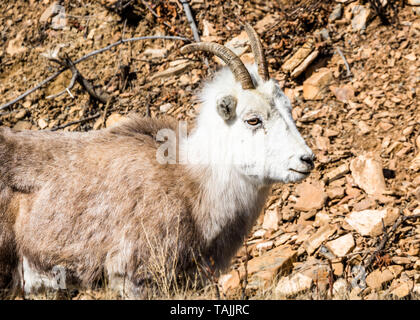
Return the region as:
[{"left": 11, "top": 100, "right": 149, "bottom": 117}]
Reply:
[
  {"left": 189, "top": 65, "right": 314, "bottom": 185},
  {"left": 231, "top": 79, "right": 314, "bottom": 185}
]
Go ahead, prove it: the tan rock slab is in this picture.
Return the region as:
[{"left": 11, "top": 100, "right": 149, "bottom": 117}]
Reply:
[
  {"left": 219, "top": 271, "right": 240, "bottom": 294},
  {"left": 274, "top": 233, "right": 294, "bottom": 246},
  {"left": 294, "top": 180, "right": 327, "bottom": 211},
  {"left": 303, "top": 68, "right": 333, "bottom": 100},
  {"left": 38, "top": 118, "right": 48, "bottom": 130},
  {"left": 345, "top": 208, "right": 399, "bottom": 237},
  {"left": 256, "top": 241, "right": 274, "bottom": 251},
  {"left": 325, "top": 233, "right": 355, "bottom": 257},
  {"left": 333, "top": 278, "right": 348, "bottom": 297},
  {"left": 275, "top": 272, "right": 313, "bottom": 297},
  {"left": 224, "top": 31, "right": 249, "bottom": 57},
  {"left": 245, "top": 245, "right": 297, "bottom": 277},
  {"left": 262, "top": 208, "right": 280, "bottom": 230},
  {"left": 40, "top": 2, "right": 61, "bottom": 23},
  {"left": 143, "top": 48, "right": 168, "bottom": 59},
  {"left": 323, "top": 163, "right": 349, "bottom": 183},
  {"left": 314, "top": 212, "right": 331, "bottom": 227},
  {"left": 332, "top": 262, "right": 344, "bottom": 277},
  {"left": 247, "top": 270, "right": 276, "bottom": 290},
  {"left": 390, "top": 281, "right": 413, "bottom": 299},
  {"left": 6, "top": 31, "right": 27, "bottom": 56},
  {"left": 350, "top": 153, "right": 387, "bottom": 196},
  {"left": 410, "top": 152, "right": 420, "bottom": 171},
  {"left": 15, "top": 109, "right": 27, "bottom": 120},
  {"left": 366, "top": 269, "right": 394, "bottom": 290},
  {"left": 295, "top": 225, "right": 313, "bottom": 244},
  {"left": 300, "top": 108, "right": 327, "bottom": 122},
  {"left": 290, "top": 50, "right": 319, "bottom": 79},
  {"left": 407, "top": 0, "right": 420, "bottom": 5},
  {"left": 330, "top": 84, "right": 355, "bottom": 103},
  {"left": 357, "top": 120, "right": 371, "bottom": 135},
  {"left": 282, "top": 39, "right": 315, "bottom": 73},
  {"left": 353, "top": 198, "right": 376, "bottom": 211},
  {"left": 388, "top": 265, "right": 404, "bottom": 278},
  {"left": 391, "top": 256, "right": 412, "bottom": 265},
  {"left": 304, "top": 224, "right": 337, "bottom": 255},
  {"left": 351, "top": 5, "right": 371, "bottom": 31},
  {"left": 326, "top": 187, "right": 345, "bottom": 200}
]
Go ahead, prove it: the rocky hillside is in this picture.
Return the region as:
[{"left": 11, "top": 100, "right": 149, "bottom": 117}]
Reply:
[{"left": 0, "top": 0, "right": 419, "bottom": 300}]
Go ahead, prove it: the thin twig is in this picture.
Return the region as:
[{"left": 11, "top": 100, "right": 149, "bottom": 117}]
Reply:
[
  {"left": 364, "top": 213, "right": 420, "bottom": 270},
  {"left": 141, "top": 0, "right": 172, "bottom": 29},
  {"left": 102, "top": 100, "right": 111, "bottom": 128},
  {"left": 0, "top": 110, "right": 19, "bottom": 117},
  {"left": 50, "top": 113, "right": 100, "bottom": 131},
  {"left": 335, "top": 46, "right": 352, "bottom": 78},
  {"left": 197, "top": 257, "right": 221, "bottom": 299},
  {"left": 240, "top": 241, "right": 249, "bottom": 300},
  {"left": 179, "top": 0, "right": 200, "bottom": 42},
  {"left": 21, "top": 259, "right": 25, "bottom": 300},
  {"left": 179, "top": 0, "right": 209, "bottom": 68},
  {"left": 0, "top": 35, "right": 191, "bottom": 111},
  {"left": 46, "top": 71, "right": 78, "bottom": 100},
  {"left": 327, "top": 259, "right": 334, "bottom": 299},
  {"left": 60, "top": 53, "right": 111, "bottom": 104}
]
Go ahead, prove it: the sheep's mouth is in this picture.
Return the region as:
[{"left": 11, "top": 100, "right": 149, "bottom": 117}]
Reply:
[{"left": 289, "top": 168, "right": 311, "bottom": 175}]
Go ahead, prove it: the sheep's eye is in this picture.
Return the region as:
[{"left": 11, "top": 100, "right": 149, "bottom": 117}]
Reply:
[{"left": 246, "top": 118, "right": 262, "bottom": 126}]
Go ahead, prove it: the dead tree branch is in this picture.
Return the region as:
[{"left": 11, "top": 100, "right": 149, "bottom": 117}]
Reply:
[
  {"left": 50, "top": 113, "right": 100, "bottom": 132},
  {"left": 48, "top": 53, "right": 111, "bottom": 104},
  {"left": 335, "top": 47, "right": 352, "bottom": 78},
  {"left": 364, "top": 213, "right": 420, "bottom": 270},
  {"left": 0, "top": 35, "right": 190, "bottom": 111},
  {"left": 140, "top": 0, "right": 172, "bottom": 29},
  {"left": 179, "top": 0, "right": 209, "bottom": 68},
  {"left": 46, "top": 70, "right": 78, "bottom": 100},
  {"left": 179, "top": 0, "right": 201, "bottom": 42},
  {"left": 240, "top": 241, "right": 249, "bottom": 300}
]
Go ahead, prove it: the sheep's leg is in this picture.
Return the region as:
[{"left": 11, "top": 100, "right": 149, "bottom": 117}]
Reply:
[
  {"left": 0, "top": 184, "right": 18, "bottom": 293},
  {"left": 19, "top": 257, "right": 69, "bottom": 295},
  {"left": 0, "top": 224, "right": 17, "bottom": 291},
  {"left": 108, "top": 273, "right": 158, "bottom": 299}
]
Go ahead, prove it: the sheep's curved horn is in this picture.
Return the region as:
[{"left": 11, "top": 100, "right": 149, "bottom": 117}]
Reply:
[
  {"left": 243, "top": 23, "right": 269, "bottom": 81},
  {"left": 181, "top": 42, "right": 255, "bottom": 90}
]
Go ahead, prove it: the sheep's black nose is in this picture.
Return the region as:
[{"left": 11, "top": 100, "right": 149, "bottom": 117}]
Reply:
[{"left": 300, "top": 154, "right": 315, "bottom": 170}]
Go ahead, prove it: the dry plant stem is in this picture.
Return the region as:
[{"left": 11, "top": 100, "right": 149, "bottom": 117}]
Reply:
[
  {"left": 46, "top": 71, "right": 78, "bottom": 100},
  {"left": 364, "top": 213, "right": 420, "bottom": 270},
  {"left": 21, "top": 259, "right": 25, "bottom": 300},
  {"left": 327, "top": 259, "right": 334, "bottom": 299},
  {"left": 0, "top": 35, "right": 190, "bottom": 111},
  {"left": 50, "top": 113, "right": 100, "bottom": 131},
  {"left": 179, "top": 0, "right": 209, "bottom": 68},
  {"left": 179, "top": 0, "right": 201, "bottom": 42},
  {"left": 60, "top": 54, "right": 111, "bottom": 104},
  {"left": 102, "top": 100, "right": 111, "bottom": 128},
  {"left": 335, "top": 47, "right": 352, "bottom": 78},
  {"left": 240, "top": 241, "right": 249, "bottom": 300},
  {"left": 141, "top": 0, "right": 172, "bottom": 29}
]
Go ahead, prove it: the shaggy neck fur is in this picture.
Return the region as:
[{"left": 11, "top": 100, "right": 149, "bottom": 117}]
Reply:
[
  {"left": 185, "top": 161, "right": 270, "bottom": 271},
  {"left": 179, "top": 66, "right": 272, "bottom": 269}
]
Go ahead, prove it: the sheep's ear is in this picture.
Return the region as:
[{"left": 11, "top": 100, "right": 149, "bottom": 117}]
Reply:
[{"left": 216, "top": 95, "right": 237, "bottom": 121}]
